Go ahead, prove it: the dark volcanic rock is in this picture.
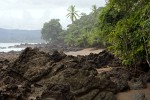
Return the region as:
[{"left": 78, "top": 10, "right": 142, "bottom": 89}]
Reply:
[
  {"left": 84, "top": 50, "right": 121, "bottom": 68},
  {"left": 0, "top": 59, "right": 9, "bottom": 70},
  {"left": 132, "top": 93, "right": 147, "bottom": 100},
  {"left": 0, "top": 48, "right": 123, "bottom": 100},
  {"left": 138, "top": 71, "right": 150, "bottom": 83},
  {"left": 129, "top": 81, "right": 147, "bottom": 90},
  {"left": 9, "top": 47, "right": 51, "bottom": 79},
  {"left": 114, "top": 80, "right": 129, "bottom": 92},
  {"left": 0, "top": 59, "right": 9, "bottom": 66},
  {"left": 93, "top": 92, "right": 116, "bottom": 100},
  {"left": 40, "top": 83, "right": 75, "bottom": 100},
  {"left": 50, "top": 50, "right": 66, "bottom": 62}
]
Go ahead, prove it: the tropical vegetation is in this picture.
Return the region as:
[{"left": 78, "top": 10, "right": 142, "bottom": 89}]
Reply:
[
  {"left": 99, "top": 0, "right": 150, "bottom": 66},
  {"left": 63, "top": 6, "right": 103, "bottom": 47},
  {"left": 41, "top": 0, "right": 150, "bottom": 67},
  {"left": 41, "top": 19, "right": 63, "bottom": 43}
]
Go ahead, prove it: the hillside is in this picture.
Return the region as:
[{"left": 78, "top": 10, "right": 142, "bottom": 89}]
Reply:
[{"left": 0, "top": 28, "right": 45, "bottom": 43}]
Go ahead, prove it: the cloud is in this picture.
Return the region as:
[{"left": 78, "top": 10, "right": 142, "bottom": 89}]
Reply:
[{"left": 0, "top": 0, "right": 106, "bottom": 29}]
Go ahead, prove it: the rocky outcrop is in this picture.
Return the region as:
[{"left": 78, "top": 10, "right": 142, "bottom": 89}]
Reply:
[
  {"left": 83, "top": 50, "right": 121, "bottom": 68},
  {"left": 1, "top": 47, "right": 149, "bottom": 100},
  {"left": 0, "top": 47, "right": 121, "bottom": 100}
]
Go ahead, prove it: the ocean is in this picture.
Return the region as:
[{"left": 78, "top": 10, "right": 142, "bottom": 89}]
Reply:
[{"left": 0, "top": 43, "right": 26, "bottom": 52}]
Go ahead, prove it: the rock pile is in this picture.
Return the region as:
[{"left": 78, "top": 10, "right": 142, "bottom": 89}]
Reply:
[
  {"left": 0, "top": 47, "right": 120, "bottom": 100},
  {"left": 0, "top": 47, "right": 149, "bottom": 100}
]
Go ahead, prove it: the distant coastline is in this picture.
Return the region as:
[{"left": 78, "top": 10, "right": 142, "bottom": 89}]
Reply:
[{"left": 0, "top": 28, "right": 45, "bottom": 43}]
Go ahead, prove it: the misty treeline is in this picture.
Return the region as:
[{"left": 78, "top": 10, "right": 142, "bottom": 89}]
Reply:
[{"left": 41, "top": 0, "right": 150, "bottom": 67}]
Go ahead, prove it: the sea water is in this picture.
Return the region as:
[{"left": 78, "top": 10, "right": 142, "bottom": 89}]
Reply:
[{"left": 0, "top": 43, "right": 25, "bottom": 52}]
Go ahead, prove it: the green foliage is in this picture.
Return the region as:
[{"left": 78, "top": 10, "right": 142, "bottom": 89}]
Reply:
[
  {"left": 64, "top": 7, "right": 103, "bottom": 47},
  {"left": 99, "top": 0, "right": 150, "bottom": 66},
  {"left": 41, "top": 19, "right": 62, "bottom": 42}
]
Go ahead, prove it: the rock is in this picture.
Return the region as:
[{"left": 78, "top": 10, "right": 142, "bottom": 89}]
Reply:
[
  {"left": 5, "top": 84, "right": 18, "bottom": 91},
  {"left": 138, "top": 62, "right": 149, "bottom": 72},
  {"left": 129, "top": 81, "right": 147, "bottom": 90},
  {"left": 0, "top": 93, "right": 9, "bottom": 100},
  {"left": 84, "top": 50, "right": 121, "bottom": 68},
  {"left": 132, "top": 93, "right": 147, "bottom": 100},
  {"left": 0, "top": 83, "right": 29, "bottom": 100},
  {"left": 114, "top": 80, "right": 129, "bottom": 92},
  {"left": 50, "top": 50, "right": 66, "bottom": 62},
  {"left": 40, "top": 83, "right": 75, "bottom": 100},
  {"left": 0, "top": 59, "right": 9, "bottom": 69},
  {"left": 94, "top": 92, "right": 116, "bottom": 100},
  {"left": 9, "top": 47, "right": 51, "bottom": 79},
  {"left": 77, "top": 89, "right": 99, "bottom": 100},
  {"left": 0, "top": 48, "right": 122, "bottom": 100},
  {"left": 96, "top": 50, "right": 115, "bottom": 66},
  {"left": 138, "top": 71, "right": 150, "bottom": 83},
  {"left": 122, "top": 73, "right": 132, "bottom": 81},
  {"left": 0, "top": 59, "right": 9, "bottom": 66},
  {"left": 47, "top": 68, "right": 117, "bottom": 99}
]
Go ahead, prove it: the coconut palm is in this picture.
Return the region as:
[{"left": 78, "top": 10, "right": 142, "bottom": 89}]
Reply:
[
  {"left": 66, "top": 5, "right": 79, "bottom": 23},
  {"left": 92, "top": 5, "right": 97, "bottom": 17}
]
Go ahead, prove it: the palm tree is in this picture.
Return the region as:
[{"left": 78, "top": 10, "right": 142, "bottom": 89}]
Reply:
[
  {"left": 105, "top": 0, "right": 108, "bottom": 3},
  {"left": 66, "top": 5, "right": 79, "bottom": 23},
  {"left": 92, "top": 5, "right": 97, "bottom": 17}
]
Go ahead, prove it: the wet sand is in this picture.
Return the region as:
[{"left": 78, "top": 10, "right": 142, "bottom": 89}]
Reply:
[{"left": 117, "top": 83, "right": 150, "bottom": 100}]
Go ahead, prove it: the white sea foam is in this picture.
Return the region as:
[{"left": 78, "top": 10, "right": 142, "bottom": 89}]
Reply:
[{"left": 0, "top": 43, "right": 37, "bottom": 52}]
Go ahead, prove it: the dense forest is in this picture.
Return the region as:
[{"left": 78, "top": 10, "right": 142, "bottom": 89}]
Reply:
[
  {"left": 99, "top": 0, "right": 150, "bottom": 66},
  {"left": 41, "top": 0, "right": 150, "bottom": 67}
]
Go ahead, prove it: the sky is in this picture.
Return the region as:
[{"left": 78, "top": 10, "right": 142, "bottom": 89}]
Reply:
[{"left": 0, "top": 0, "right": 106, "bottom": 30}]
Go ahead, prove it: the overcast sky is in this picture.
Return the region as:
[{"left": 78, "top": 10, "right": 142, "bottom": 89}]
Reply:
[{"left": 0, "top": 0, "right": 106, "bottom": 30}]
